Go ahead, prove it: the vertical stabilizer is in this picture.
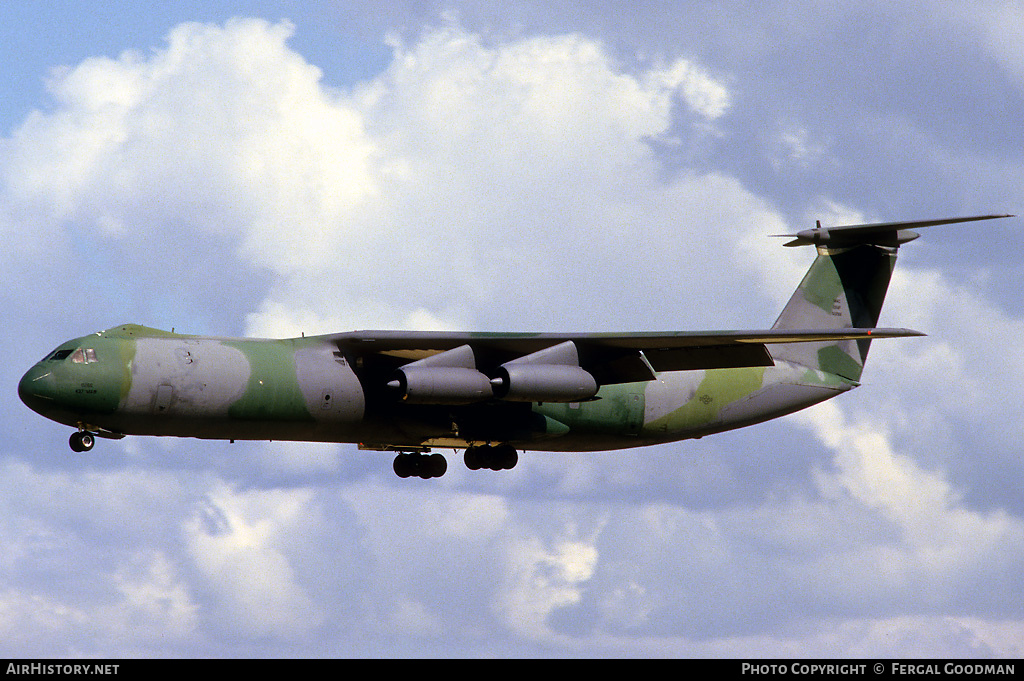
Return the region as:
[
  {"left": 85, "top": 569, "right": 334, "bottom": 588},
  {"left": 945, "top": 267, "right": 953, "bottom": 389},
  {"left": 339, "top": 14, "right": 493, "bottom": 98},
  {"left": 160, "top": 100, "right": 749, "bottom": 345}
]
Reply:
[
  {"left": 771, "top": 244, "right": 896, "bottom": 382},
  {"left": 768, "top": 214, "right": 1010, "bottom": 382}
]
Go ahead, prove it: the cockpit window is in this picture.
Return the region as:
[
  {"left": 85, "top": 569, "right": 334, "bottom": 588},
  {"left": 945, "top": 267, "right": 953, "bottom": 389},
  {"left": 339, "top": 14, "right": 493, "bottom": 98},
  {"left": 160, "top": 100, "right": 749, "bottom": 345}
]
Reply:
[
  {"left": 46, "top": 347, "right": 98, "bottom": 363},
  {"left": 70, "top": 348, "right": 98, "bottom": 364}
]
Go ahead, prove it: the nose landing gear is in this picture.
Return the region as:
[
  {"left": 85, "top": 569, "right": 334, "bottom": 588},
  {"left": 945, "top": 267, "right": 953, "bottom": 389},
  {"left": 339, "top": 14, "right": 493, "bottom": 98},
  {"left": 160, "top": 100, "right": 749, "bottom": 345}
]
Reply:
[{"left": 69, "top": 431, "right": 95, "bottom": 452}]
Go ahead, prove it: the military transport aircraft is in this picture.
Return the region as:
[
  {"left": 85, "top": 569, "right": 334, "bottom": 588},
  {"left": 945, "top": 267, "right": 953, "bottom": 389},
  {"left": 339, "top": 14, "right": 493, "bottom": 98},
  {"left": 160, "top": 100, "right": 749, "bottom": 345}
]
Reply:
[{"left": 19, "top": 214, "right": 1011, "bottom": 478}]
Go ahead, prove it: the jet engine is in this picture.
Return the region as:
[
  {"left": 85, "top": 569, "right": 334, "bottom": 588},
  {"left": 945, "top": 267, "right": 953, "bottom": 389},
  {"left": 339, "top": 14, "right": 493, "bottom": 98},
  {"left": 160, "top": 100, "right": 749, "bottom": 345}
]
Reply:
[
  {"left": 387, "top": 344, "right": 493, "bottom": 404},
  {"left": 489, "top": 340, "right": 598, "bottom": 402},
  {"left": 489, "top": 363, "right": 598, "bottom": 402},
  {"left": 389, "top": 365, "right": 493, "bottom": 404}
]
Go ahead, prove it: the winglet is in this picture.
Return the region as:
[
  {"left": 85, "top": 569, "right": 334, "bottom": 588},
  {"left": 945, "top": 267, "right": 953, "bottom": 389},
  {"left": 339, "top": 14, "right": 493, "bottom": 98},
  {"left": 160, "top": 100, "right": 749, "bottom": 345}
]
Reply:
[{"left": 773, "top": 214, "right": 1014, "bottom": 248}]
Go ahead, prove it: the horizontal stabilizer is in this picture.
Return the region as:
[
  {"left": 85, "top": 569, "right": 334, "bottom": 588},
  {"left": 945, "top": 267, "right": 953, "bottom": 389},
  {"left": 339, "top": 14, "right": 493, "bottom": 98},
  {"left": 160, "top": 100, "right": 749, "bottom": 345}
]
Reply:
[{"left": 774, "top": 214, "right": 1013, "bottom": 248}]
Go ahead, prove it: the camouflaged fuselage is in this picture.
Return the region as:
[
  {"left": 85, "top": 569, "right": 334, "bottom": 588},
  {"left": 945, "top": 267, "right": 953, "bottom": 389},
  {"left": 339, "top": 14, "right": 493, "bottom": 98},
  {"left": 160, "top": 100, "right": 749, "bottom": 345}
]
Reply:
[{"left": 19, "top": 323, "right": 853, "bottom": 451}]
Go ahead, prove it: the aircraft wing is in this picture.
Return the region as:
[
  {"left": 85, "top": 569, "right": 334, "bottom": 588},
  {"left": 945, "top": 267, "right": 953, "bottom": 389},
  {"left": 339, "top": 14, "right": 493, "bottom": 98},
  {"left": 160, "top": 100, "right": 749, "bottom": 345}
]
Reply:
[{"left": 331, "top": 327, "right": 923, "bottom": 383}]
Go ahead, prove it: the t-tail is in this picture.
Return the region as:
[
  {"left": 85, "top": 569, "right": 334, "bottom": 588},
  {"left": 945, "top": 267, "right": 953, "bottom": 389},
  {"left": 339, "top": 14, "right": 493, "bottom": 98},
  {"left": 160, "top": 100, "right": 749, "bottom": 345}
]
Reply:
[{"left": 769, "top": 214, "right": 1012, "bottom": 382}]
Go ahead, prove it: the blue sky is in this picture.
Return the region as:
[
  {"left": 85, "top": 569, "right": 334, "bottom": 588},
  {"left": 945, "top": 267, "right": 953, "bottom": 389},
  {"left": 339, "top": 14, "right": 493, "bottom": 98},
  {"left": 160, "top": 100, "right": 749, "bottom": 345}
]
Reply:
[{"left": 2, "top": 1, "right": 1023, "bottom": 658}]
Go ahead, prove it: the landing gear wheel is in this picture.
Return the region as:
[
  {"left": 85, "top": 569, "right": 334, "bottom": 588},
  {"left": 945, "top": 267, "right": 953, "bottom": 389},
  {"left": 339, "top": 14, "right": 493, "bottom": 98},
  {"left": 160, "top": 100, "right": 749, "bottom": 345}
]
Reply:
[
  {"left": 393, "top": 452, "right": 447, "bottom": 479},
  {"left": 495, "top": 444, "right": 518, "bottom": 470},
  {"left": 428, "top": 453, "right": 447, "bottom": 478},
  {"left": 464, "top": 444, "right": 518, "bottom": 471},
  {"left": 69, "top": 431, "right": 95, "bottom": 452},
  {"left": 393, "top": 454, "right": 413, "bottom": 478}
]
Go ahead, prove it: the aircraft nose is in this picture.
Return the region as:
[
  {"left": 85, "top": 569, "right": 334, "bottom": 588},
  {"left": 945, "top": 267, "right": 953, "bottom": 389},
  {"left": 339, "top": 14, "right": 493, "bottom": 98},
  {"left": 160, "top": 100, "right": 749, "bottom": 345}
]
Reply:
[{"left": 18, "top": 363, "right": 57, "bottom": 415}]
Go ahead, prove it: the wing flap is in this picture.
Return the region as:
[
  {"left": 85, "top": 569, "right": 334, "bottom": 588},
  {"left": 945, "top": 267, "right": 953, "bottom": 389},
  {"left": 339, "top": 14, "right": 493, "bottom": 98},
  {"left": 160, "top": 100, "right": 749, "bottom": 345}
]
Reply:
[{"left": 644, "top": 344, "right": 774, "bottom": 372}]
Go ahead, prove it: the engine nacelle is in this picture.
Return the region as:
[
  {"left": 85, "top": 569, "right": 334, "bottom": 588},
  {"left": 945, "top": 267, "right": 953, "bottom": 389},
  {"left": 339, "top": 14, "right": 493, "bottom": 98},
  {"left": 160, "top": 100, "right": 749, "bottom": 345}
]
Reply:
[
  {"left": 491, "top": 364, "right": 598, "bottom": 402},
  {"left": 389, "top": 366, "right": 493, "bottom": 404}
]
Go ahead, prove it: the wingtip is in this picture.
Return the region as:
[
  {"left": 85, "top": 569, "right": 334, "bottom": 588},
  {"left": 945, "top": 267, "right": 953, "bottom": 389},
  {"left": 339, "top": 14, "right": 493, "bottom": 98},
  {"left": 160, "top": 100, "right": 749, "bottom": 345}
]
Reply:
[{"left": 877, "top": 327, "right": 927, "bottom": 338}]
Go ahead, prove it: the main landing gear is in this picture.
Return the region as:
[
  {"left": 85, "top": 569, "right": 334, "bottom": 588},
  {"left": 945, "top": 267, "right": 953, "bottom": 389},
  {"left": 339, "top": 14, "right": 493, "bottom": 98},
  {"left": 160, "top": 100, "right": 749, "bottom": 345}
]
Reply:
[
  {"left": 464, "top": 443, "right": 518, "bottom": 471},
  {"left": 393, "top": 451, "right": 448, "bottom": 479},
  {"left": 390, "top": 444, "right": 521, "bottom": 478},
  {"left": 69, "top": 431, "right": 95, "bottom": 452}
]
